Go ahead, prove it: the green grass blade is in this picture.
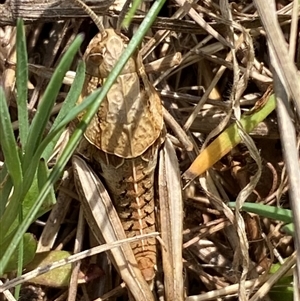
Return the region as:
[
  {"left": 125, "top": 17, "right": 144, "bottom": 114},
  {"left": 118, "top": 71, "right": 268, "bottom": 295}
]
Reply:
[
  {"left": 0, "top": 36, "right": 83, "bottom": 243},
  {"left": 23, "top": 88, "right": 100, "bottom": 193},
  {"left": 16, "top": 19, "right": 29, "bottom": 147},
  {"left": 0, "top": 0, "right": 166, "bottom": 276},
  {"left": 228, "top": 202, "right": 293, "bottom": 223},
  {"left": 6, "top": 86, "right": 97, "bottom": 246},
  {"left": 0, "top": 233, "right": 37, "bottom": 273},
  {"left": 0, "top": 166, "right": 20, "bottom": 238},
  {"left": 22, "top": 35, "right": 84, "bottom": 171},
  {"left": 0, "top": 180, "right": 12, "bottom": 219},
  {"left": 38, "top": 88, "right": 100, "bottom": 155},
  {"left": 0, "top": 88, "right": 23, "bottom": 190},
  {"left": 122, "top": 0, "right": 142, "bottom": 28},
  {"left": 3, "top": 172, "right": 55, "bottom": 241},
  {"left": 0, "top": 190, "right": 27, "bottom": 239},
  {"left": 0, "top": 36, "right": 83, "bottom": 275},
  {"left": 42, "top": 60, "right": 86, "bottom": 161},
  {"left": 0, "top": 165, "right": 12, "bottom": 217},
  {"left": 282, "top": 223, "right": 294, "bottom": 236},
  {"left": 37, "top": 160, "right": 56, "bottom": 209},
  {"left": 15, "top": 211, "right": 24, "bottom": 300}
]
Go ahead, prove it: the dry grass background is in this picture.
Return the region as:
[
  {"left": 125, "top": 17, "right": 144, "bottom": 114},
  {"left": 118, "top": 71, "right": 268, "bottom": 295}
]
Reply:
[{"left": 0, "top": 0, "right": 299, "bottom": 300}]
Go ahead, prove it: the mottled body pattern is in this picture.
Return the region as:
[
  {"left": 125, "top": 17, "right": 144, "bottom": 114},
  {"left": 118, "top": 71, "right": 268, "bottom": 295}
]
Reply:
[{"left": 78, "top": 29, "right": 164, "bottom": 280}]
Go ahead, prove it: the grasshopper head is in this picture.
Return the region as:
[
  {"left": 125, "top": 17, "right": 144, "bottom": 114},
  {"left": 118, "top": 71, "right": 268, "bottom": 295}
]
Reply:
[{"left": 85, "top": 29, "right": 136, "bottom": 79}]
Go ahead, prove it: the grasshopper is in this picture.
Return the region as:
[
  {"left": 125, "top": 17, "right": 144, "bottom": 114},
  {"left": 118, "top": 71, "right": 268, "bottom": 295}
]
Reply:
[{"left": 71, "top": 0, "right": 184, "bottom": 300}]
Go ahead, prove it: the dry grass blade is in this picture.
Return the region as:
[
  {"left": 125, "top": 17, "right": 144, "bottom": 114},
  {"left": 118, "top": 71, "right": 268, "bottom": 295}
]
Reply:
[
  {"left": 254, "top": 0, "right": 300, "bottom": 284},
  {"left": 37, "top": 168, "right": 73, "bottom": 252},
  {"left": 163, "top": 107, "right": 193, "bottom": 151},
  {"left": 1, "top": 26, "right": 16, "bottom": 106},
  {"left": 234, "top": 121, "right": 262, "bottom": 301},
  {"left": 186, "top": 279, "right": 258, "bottom": 301},
  {"left": 0, "top": 0, "right": 114, "bottom": 25},
  {"left": 145, "top": 52, "right": 182, "bottom": 73},
  {"left": 0, "top": 280, "right": 16, "bottom": 301},
  {"left": 158, "top": 138, "right": 184, "bottom": 301},
  {"left": 183, "top": 34, "right": 245, "bottom": 131},
  {"left": 0, "top": 232, "right": 159, "bottom": 293},
  {"left": 174, "top": 0, "right": 231, "bottom": 48},
  {"left": 67, "top": 207, "right": 84, "bottom": 301},
  {"left": 253, "top": 0, "right": 300, "bottom": 117},
  {"left": 72, "top": 155, "right": 155, "bottom": 301},
  {"left": 272, "top": 71, "right": 300, "bottom": 284}
]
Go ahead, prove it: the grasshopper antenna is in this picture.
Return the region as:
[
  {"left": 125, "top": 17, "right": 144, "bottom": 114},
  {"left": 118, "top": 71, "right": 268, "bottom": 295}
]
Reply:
[{"left": 72, "top": 0, "right": 106, "bottom": 35}]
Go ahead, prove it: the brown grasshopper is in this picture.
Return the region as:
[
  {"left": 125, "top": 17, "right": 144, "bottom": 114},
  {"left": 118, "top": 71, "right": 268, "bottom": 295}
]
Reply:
[{"left": 71, "top": 0, "right": 184, "bottom": 300}]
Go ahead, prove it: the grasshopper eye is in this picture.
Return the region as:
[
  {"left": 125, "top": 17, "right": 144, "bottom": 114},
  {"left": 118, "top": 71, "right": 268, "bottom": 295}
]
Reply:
[{"left": 85, "top": 52, "right": 103, "bottom": 77}]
